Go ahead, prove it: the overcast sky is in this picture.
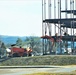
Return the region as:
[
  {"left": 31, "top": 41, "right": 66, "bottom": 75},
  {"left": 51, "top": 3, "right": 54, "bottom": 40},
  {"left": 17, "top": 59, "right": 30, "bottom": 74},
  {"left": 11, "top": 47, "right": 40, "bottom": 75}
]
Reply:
[{"left": 0, "top": 0, "right": 42, "bottom": 36}]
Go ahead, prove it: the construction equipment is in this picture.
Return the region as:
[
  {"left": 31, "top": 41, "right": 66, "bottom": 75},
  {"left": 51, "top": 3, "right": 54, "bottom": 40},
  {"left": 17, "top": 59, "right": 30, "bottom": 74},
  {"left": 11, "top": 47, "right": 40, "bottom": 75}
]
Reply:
[{"left": 9, "top": 46, "right": 32, "bottom": 57}]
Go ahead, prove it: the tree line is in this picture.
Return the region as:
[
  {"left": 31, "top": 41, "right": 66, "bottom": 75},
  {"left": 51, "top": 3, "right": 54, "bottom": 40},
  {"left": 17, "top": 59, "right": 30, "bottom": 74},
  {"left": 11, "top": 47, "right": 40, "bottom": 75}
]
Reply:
[
  {"left": 1, "top": 36, "right": 42, "bottom": 54},
  {"left": 17, "top": 36, "right": 42, "bottom": 53}
]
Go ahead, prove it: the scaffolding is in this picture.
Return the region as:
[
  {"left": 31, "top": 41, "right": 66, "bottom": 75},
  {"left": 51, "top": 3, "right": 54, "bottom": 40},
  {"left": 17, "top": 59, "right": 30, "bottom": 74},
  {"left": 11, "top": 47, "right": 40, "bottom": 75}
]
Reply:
[{"left": 41, "top": 0, "right": 76, "bottom": 55}]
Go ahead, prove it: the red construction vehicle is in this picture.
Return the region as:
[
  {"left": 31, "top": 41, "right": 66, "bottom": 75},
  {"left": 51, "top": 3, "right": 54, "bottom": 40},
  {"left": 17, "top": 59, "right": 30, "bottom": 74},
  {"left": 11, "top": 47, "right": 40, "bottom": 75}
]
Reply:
[{"left": 9, "top": 46, "right": 32, "bottom": 57}]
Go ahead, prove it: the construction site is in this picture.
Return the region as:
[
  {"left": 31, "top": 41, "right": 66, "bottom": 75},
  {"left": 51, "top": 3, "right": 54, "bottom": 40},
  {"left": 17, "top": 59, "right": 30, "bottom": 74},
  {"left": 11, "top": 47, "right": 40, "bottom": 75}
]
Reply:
[
  {"left": 41, "top": 0, "right": 76, "bottom": 55},
  {"left": 1, "top": 0, "right": 76, "bottom": 58}
]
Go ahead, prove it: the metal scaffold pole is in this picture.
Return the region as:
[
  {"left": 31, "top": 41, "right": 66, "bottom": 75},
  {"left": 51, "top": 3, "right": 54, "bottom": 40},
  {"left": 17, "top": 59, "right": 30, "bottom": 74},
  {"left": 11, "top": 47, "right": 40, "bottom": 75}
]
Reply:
[
  {"left": 58, "top": 0, "right": 60, "bottom": 34},
  {"left": 65, "top": 0, "right": 68, "bottom": 32},
  {"left": 44, "top": 0, "right": 47, "bottom": 36},
  {"left": 44, "top": 0, "right": 46, "bottom": 54},
  {"left": 42, "top": 0, "right": 44, "bottom": 55},
  {"left": 48, "top": 0, "right": 52, "bottom": 36},
  {"left": 54, "top": 0, "right": 56, "bottom": 34},
  {"left": 72, "top": 0, "right": 74, "bottom": 53},
  {"left": 65, "top": 0, "right": 68, "bottom": 19},
  {"left": 70, "top": 0, "right": 73, "bottom": 53},
  {"left": 65, "top": 0, "right": 68, "bottom": 54},
  {"left": 60, "top": 0, "right": 61, "bottom": 36},
  {"left": 59, "top": 0, "right": 62, "bottom": 54},
  {"left": 42, "top": 0, "right": 44, "bottom": 36},
  {"left": 42, "top": 0, "right": 46, "bottom": 55},
  {"left": 48, "top": 0, "right": 52, "bottom": 54}
]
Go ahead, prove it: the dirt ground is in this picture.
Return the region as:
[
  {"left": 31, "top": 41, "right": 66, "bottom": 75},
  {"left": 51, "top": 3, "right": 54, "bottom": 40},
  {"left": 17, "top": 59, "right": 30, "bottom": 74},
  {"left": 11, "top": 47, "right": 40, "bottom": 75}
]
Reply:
[{"left": 0, "top": 65, "right": 76, "bottom": 75}]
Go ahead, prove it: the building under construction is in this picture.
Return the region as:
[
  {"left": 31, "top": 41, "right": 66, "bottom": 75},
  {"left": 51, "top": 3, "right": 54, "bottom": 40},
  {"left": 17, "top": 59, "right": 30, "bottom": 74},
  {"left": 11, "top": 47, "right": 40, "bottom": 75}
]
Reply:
[{"left": 41, "top": 0, "right": 76, "bottom": 55}]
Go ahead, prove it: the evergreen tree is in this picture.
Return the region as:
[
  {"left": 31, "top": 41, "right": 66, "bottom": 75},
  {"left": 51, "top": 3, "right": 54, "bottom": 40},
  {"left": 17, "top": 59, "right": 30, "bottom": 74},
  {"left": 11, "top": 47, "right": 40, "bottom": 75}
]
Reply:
[
  {"left": 24, "top": 36, "right": 42, "bottom": 53},
  {"left": 16, "top": 38, "right": 23, "bottom": 47},
  {"left": 1, "top": 42, "right": 6, "bottom": 49}
]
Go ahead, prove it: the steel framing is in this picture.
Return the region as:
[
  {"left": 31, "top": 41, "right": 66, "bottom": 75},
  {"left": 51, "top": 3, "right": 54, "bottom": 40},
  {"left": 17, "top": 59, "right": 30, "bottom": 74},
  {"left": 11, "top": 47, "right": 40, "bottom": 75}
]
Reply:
[{"left": 41, "top": 0, "right": 76, "bottom": 55}]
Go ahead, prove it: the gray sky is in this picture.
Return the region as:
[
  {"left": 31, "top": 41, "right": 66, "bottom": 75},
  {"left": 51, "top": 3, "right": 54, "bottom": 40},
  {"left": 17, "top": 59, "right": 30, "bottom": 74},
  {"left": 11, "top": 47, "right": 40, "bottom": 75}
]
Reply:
[{"left": 0, "top": 0, "right": 42, "bottom": 36}]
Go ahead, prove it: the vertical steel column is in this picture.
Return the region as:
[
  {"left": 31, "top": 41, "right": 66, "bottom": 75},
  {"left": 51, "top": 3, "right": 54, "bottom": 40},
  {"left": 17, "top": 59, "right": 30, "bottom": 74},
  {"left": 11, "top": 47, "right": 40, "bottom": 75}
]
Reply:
[
  {"left": 44, "top": 0, "right": 47, "bottom": 35},
  {"left": 59, "top": 0, "right": 62, "bottom": 54},
  {"left": 72, "top": 0, "right": 74, "bottom": 52},
  {"left": 70, "top": 0, "right": 72, "bottom": 35},
  {"left": 42, "top": 0, "right": 44, "bottom": 55},
  {"left": 48, "top": 0, "right": 52, "bottom": 36},
  {"left": 65, "top": 0, "right": 68, "bottom": 18},
  {"left": 54, "top": 0, "right": 57, "bottom": 54},
  {"left": 58, "top": 0, "right": 60, "bottom": 34},
  {"left": 42, "top": 0, "right": 44, "bottom": 36},
  {"left": 42, "top": 0, "right": 47, "bottom": 55},
  {"left": 60, "top": 0, "right": 61, "bottom": 36},
  {"left": 75, "top": 0, "right": 76, "bottom": 53},
  {"left": 42, "top": 39, "right": 45, "bottom": 55},
  {"left": 48, "top": 0, "right": 51, "bottom": 19},
  {"left": 65, "top": 0, "right": 68, "bottom": 32},
  {"left": 44, "top": 0, "right": 47, "bottom": 54},
  {"left": 48, "top": 0, "right": 52, "bottom": 54},
  {"left": 64, "top": 0, "right": 67, "bottom": 34},
  {"left": 70, "top": 0, "right": 73, "bottom": 53},
  {"left": 72, "top": 0, "right": 74, "bottom": 36},
  {"left": 54, "top": 0, "right": 56, "bottom": 34},
  {"left": 75, "top": 0, "right": 76, "bottom": 11},
  {"left": 65, "top": 0, "right": 68, "bottom": 54}
]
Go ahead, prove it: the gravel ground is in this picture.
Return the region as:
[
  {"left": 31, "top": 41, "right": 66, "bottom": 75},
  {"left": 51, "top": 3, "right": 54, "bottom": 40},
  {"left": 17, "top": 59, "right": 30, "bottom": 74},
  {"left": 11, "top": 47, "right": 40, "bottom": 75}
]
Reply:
[{"left": 0, "top": 65, "right": 76, "bottom": 75}]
